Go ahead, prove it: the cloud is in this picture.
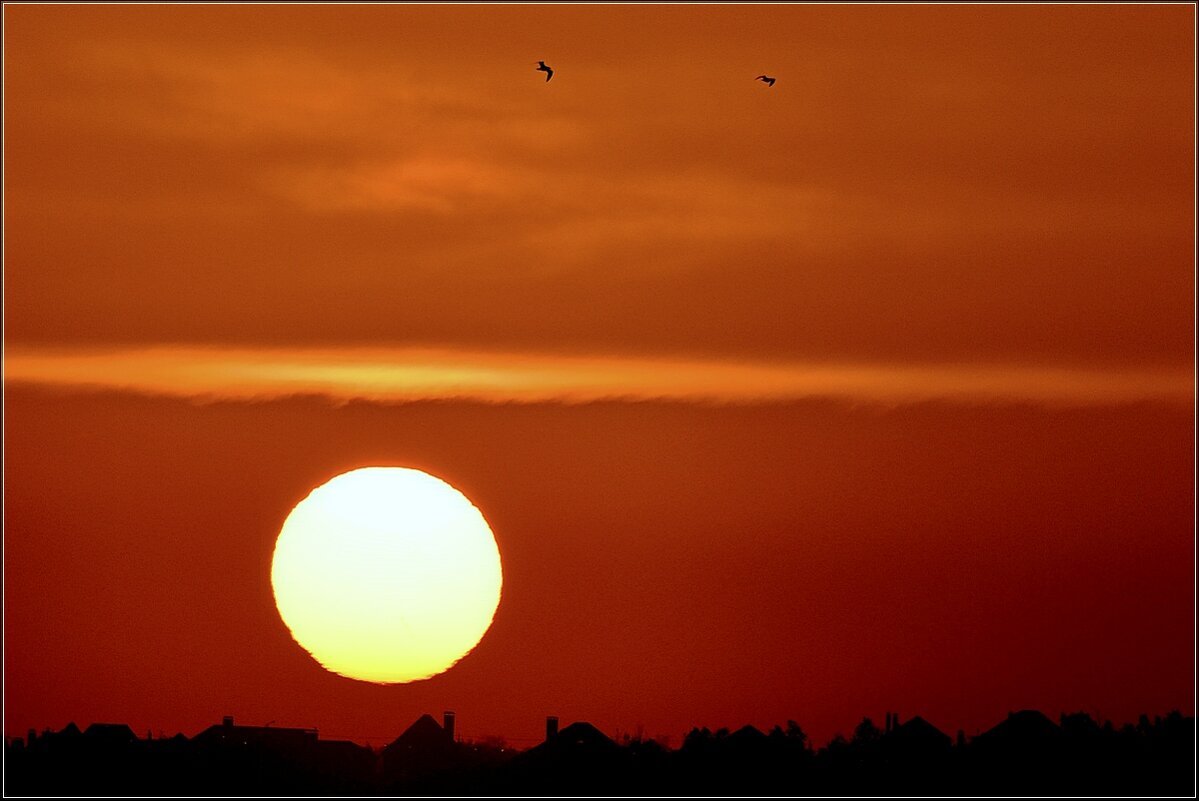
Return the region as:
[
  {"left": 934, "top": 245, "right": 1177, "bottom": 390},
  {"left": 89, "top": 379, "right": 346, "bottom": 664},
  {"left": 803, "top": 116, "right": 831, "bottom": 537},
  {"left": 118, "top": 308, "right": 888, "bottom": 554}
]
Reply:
[
  {"left": 5, "top": 6, "right": 1191, "bottom": 367},
  {"left": 6, "top": 345, "right": 1191, "bottom": 407}
]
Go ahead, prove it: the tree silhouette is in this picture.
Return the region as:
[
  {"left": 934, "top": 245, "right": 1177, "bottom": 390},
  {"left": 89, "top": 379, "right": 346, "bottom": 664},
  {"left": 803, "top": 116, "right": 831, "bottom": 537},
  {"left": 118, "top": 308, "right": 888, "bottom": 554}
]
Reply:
[{"left": 852, "top": 717, "right": 881, "bottom": 746}]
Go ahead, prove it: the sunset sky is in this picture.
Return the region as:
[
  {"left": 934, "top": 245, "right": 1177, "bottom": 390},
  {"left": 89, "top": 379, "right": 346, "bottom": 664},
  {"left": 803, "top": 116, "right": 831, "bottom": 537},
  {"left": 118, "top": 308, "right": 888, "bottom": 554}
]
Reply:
[{"left": 4, "top": 4, "right": 1194, "bottom": 748}]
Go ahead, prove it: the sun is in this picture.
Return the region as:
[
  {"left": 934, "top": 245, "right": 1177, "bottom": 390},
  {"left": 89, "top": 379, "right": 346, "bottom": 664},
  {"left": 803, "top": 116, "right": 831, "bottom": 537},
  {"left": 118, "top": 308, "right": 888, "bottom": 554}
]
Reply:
[{"left": 271, "top": 467, "right": 503, "bottom": 683}]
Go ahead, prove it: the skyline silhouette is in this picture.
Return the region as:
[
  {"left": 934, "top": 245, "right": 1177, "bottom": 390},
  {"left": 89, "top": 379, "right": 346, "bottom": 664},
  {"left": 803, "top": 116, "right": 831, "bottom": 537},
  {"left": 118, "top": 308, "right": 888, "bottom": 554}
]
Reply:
[{"left": 6, "top": 706, "right": 1193, "bottom": 796}]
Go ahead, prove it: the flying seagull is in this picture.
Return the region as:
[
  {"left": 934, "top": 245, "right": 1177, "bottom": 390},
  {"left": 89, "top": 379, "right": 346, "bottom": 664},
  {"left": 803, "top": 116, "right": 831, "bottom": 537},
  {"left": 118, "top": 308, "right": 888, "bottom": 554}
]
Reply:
[
  {"left": 536, "top": 61, "right": 554, "bottom": 82},
  {"left": 756, "top": 75, "right": 777, "bottom": 87}
]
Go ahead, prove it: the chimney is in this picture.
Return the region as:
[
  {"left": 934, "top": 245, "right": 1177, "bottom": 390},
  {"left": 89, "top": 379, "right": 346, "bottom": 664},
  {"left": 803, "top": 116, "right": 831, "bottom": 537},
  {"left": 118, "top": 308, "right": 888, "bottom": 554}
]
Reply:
[
  {"left": 546, "top": 716, "right": 559, "bottom": 741},
  {"left": 443, "top": 711, "right": 456, "bottom": 742},
  {"left": 885, "top": 712, "right": 892, "bottom": 733},
  {"left": 222, "top": 716, "right": 234, "bottom": 728}
]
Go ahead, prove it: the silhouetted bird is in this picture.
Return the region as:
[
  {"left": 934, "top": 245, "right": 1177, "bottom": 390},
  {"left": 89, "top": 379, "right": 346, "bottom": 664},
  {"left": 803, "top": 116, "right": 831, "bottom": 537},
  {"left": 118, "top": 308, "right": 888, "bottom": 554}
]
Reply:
[
  {"left": 756, "top": 75, "right": 777, "bottom": 87},
  {"left": 536, "top": 61, "right": 554, "bottom": 82}
]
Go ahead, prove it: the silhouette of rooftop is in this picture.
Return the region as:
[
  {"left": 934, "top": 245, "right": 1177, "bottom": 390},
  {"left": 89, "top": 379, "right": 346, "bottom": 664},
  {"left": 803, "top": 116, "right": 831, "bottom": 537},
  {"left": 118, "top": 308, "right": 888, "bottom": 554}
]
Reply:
[
  {"left": 974, "top": 709, "right": 1062, "bottom": 746},
  {"left": 891, "top": 715, "right": 952, "bottom": 749},
  {"left": 383, "top": 713, "right": 454, "bottom": 755},
  {"left": 192, "top": 716, "right": 318, "bottom": 749},
  {"left": 538, "top": 721, "right": 618, "bottom": 752},
  {"left": 380, "top": 712, "right": 467, "bottom": 786}
]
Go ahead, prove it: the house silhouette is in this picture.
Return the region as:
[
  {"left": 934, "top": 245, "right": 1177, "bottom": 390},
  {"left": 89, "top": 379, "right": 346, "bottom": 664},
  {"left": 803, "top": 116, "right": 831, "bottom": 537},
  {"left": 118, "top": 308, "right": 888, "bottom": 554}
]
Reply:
[
  {"left": 504, "top": 719, "right": 625, "bottom": 793},
  {"left": 380, "top": 712, "right": 463, "bottom": 786},
  {"left": 968, "top": 709, "right": 1068, "bottom": 794},
  {"left": 513, "top": 719, "right": 620, "bottom": 761},
  {"left": 189, "top": 715, "right": 322, "bottom": 793},
  {"left": 887, "top": 715, "right": 952, "bottom": 753},
  {"left": 192, "top": 715, "right": 318, "bottom": 752},
  {"left": 311, "top": 738, "right": 376, "bottom": 790},
  {"left": 973, "top": 709, "right": 1062, "bottom": 750}
]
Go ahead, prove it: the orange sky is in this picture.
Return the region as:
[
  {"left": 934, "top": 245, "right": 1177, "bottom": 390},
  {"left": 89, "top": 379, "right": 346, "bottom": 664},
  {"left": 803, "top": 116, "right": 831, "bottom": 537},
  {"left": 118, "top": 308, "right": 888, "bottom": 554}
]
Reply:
[{"left": 4, "top": 4, "right": 1194, "bottom": 748}]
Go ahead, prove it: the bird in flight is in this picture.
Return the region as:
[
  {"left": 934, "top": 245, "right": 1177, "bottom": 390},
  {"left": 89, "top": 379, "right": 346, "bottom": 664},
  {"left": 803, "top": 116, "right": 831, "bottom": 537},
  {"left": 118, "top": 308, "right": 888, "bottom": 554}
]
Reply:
[
  {"left": 536, "top": 61, "right": 554, "bottom": 82},
  {"left": 756, "top": 75, "right": 777, "bottom": 87}
]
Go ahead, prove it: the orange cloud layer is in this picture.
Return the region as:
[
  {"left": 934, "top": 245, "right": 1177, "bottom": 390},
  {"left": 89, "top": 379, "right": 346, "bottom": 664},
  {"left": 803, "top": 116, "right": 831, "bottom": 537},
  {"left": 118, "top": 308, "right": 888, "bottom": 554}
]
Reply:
[
  {"left": 5, "top": 5, "right": 1191, "bottom": 365},
  {"left": 5, "top": 346, "right": 1192, "bottom": 406}
]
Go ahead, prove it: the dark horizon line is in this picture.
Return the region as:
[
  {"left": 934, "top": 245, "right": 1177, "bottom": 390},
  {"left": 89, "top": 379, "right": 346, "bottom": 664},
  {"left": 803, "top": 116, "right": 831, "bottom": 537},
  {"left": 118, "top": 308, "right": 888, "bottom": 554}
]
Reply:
[{"left": 10, "top": 706, "right": 1194, "bottom": 751}]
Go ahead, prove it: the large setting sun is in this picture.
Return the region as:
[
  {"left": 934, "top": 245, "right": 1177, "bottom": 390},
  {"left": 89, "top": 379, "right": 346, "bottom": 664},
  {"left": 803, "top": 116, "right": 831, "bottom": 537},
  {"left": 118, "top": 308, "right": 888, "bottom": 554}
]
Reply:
[{"left": 270, "top": 467, "right": 502, "bottom": 683}]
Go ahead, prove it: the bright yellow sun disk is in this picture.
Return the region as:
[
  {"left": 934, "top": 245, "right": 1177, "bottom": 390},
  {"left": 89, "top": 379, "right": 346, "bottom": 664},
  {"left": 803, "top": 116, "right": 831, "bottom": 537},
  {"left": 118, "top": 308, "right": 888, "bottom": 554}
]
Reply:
[{"left": 271, "top": 467, "right": 503, "bottom": 683}]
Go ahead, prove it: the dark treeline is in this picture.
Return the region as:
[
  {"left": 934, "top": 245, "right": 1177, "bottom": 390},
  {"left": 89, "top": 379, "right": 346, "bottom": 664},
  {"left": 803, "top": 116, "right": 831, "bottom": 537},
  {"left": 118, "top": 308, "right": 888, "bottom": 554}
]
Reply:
[{"left": 4, "top": 709, "right": 1194, "bottom": 796}]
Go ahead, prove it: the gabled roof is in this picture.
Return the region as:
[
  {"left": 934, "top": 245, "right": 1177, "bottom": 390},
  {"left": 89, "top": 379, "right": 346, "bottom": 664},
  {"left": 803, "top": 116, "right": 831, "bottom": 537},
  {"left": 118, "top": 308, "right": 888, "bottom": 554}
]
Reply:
[
  {"left": 383, "top": 714, "right": 454, "bottom": 754},
  {"left": 520, "top": 721, "right": 620, "bottom": 762},
  {"left": 891, "top": 716, "right": 952, "bottom": 748},
  {"left": 974, "top": 709, "right": 1062, "bottom": 746},
  {"left": 554, "top": 721, "right": 619, "bottom": 750},
  {"left": 380, "top": 714, "right": 465, "bottom": 781}
]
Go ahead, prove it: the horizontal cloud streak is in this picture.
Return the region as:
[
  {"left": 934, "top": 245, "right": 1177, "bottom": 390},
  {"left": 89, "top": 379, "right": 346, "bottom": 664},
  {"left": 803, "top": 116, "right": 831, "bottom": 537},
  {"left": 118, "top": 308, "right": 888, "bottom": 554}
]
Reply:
[{"left": 5, "top": 346, "right": 1192, "bottom": 407}]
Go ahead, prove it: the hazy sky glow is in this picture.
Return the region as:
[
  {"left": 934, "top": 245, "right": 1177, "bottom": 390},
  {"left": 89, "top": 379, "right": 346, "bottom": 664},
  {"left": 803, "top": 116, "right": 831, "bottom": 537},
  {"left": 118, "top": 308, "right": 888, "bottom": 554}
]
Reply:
[
  {"left": 4, "top": 3, "right": 1193, "bottom": 749},
  {"left": 7, "top": 346, "right": 1193, "bottom": 406}
]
